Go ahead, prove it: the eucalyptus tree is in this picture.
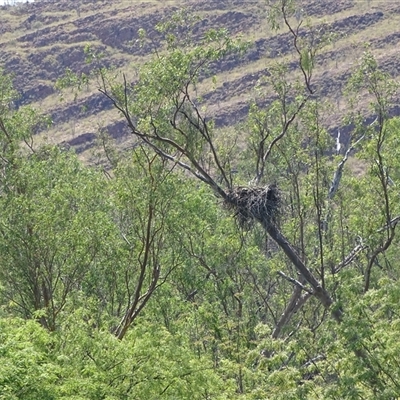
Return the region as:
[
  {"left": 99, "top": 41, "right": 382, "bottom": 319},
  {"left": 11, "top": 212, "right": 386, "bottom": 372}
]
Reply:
[
  {"left": 91, "top": 1, "right": 400, "bottom": 395},
  {"left": 0, "top": 69, "right": 114, "bottom": 330},
  {"left": 96, "top": 2, "right": 340, "bottom": 333},
  {"left": 0, "top": 108, "right": 113, "bottom": 330},
  {"left": 106, "top": 148, "right": 193, "bottom": 339}
]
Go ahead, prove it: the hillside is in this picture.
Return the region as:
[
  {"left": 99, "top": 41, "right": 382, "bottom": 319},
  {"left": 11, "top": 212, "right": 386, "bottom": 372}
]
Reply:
[{"left": 1, "top": 0, "right": 399, "bottom": 155}]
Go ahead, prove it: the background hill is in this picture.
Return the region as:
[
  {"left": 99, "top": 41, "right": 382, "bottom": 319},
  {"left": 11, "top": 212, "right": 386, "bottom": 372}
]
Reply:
[{"left": 1, "top": 0, "right": 399, "bottom": 156}]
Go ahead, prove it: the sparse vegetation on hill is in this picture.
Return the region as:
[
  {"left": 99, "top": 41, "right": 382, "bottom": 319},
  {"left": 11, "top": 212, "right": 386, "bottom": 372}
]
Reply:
[{"left": 0, "top": 0, "right": 399, "bottom": 154}]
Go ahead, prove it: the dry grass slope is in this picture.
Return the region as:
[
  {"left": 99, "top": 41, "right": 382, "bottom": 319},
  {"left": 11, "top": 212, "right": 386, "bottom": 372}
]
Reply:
[{"left": 0, "top": 0, "right": 399, "bottom": 156}]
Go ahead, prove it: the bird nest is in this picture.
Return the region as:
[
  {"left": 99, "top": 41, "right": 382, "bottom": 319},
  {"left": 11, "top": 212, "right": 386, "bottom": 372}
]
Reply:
[{"left": 225, "top": 184, "right": 280, "bottom": 229}]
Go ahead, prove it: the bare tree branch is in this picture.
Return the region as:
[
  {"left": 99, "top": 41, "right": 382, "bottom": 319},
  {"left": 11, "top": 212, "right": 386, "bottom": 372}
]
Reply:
[
  {"left": 272, "top": 286, "right": 312, "bottom": 339},
  {"left": 328, "top": 134, "right": 365, "bottom": 200},
  {"left": 277, "top": 270, "right": 313, "bottom": 294},
  {"left": 265, "top": 222, "right": 342, "bottom": 321},
  {"left": 333, "top": 244, "right": 367, "bottom": 273}
]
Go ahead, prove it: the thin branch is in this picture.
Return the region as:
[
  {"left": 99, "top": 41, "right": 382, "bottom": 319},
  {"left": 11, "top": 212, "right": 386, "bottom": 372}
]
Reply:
[
  {"left": 333, "top": 244, "right": 367, "bottom": 273},
  {"left": 377, "top": 216, "right": 400, "bottom": 233},
  {"left": 272, "top": 288, "right": 311, "bottom": 339},
  {"left": 364, "top": 226, "right": 396, "bottom": 292},
  {"left": 0, "top": 117, "right": 13, "bottom": 145},
  {"left": 184, "top": 90, "right": 231, "bottom": 189},
  {"left": 282, "top": 5, "right": 313, "bottom": 94},
  {"left": 261, "top": 95, "right": 310, "bottom": 165},
  {"left": 99, "top": 85, "right": 227, "bottom": 200},
  {"left": 364, "top": 106, "right": 396, "bottom": 292},
  {"left": 328, "top": 134, "right": 365, "bottom": 200},
  {"left": 301, "top": 354, "right": 326, "bottom": 369},
  {"left": 277, "top": 270, "right": 313, "bottom": 294}
]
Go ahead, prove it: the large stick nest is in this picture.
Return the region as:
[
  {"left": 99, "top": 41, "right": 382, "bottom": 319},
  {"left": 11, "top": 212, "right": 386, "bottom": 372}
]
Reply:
[{"left": 225, "top": 184, "right": 280, "bottom": 229}]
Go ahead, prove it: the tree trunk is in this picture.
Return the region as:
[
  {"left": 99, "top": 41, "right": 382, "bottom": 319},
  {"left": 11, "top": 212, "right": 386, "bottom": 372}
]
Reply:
[{"left": 264, "top": 222, "right": 342, "bottom": 322}]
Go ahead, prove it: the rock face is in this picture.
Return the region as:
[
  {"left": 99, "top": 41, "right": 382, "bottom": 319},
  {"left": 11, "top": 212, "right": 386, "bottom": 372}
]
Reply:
[{"left": 0, "top": 0, "right": 399, "bottom": 152}]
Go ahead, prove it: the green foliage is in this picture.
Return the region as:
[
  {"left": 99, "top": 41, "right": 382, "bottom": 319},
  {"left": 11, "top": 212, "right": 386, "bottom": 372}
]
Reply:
[
  {"left": 0, "top": 147, "right": 114, "bottom": 330},
  {"left": 0, "top": 315, "right": 231, "bottom": 400},
  {"left": 0, "top": 67, "right": 18, "bottom": 113},
  {"left": 0, "top": 318, "right": 57, "bottom": 400}
]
